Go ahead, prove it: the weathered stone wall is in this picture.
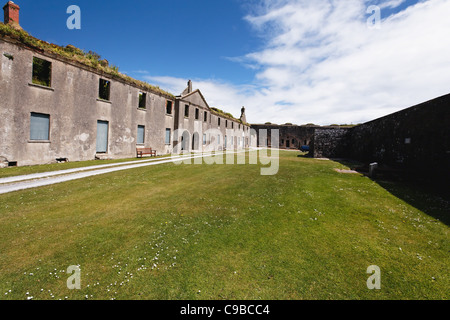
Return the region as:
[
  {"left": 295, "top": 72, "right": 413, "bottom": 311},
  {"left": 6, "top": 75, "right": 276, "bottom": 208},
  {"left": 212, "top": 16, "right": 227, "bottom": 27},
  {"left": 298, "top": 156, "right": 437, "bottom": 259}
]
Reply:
[
  {"left": 309, "top": 93, "right": 450, "bottom": 180},
  {"left": 0, "top": 37, "right": 174, "bottom": 165},
  {"left": 252, "top": 94, "right": 449, "bottom": 182},
  {"left": 346, "top": 94, "right": 450, "bottom": 177}
]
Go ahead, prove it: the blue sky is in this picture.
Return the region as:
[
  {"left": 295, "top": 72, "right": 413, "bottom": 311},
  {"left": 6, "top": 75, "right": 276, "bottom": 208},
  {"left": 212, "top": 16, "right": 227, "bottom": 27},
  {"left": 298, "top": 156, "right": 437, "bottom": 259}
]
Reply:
[
  {"left": 15, "top": 0, "right": 259, "bottom": 83},
  {"left": 7, "top": 0, "right": 450, "bottom": 125}
]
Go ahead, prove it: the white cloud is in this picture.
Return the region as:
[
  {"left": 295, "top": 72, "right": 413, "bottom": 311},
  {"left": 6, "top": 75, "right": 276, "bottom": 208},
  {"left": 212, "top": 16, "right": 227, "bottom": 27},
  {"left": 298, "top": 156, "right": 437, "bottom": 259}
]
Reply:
[
  {"left": 143, "top": 75, "right": 260, "bottom": 120},
  {"left": 146, "top": 0, "right": 450, "bottom": 125}
]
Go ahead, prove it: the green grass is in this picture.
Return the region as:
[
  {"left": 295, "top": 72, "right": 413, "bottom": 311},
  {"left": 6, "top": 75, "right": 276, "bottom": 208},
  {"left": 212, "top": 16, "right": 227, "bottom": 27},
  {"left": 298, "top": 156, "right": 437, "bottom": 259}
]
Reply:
[{"left": 0, "top": 151, "right": 448, "bottom": 300}]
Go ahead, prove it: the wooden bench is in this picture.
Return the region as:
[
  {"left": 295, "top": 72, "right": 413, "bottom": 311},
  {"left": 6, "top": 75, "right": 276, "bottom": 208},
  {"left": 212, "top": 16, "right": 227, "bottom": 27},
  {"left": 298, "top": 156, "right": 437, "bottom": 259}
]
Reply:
[{"left": 136, "top": 148, "right": 157, "bottom": 158}]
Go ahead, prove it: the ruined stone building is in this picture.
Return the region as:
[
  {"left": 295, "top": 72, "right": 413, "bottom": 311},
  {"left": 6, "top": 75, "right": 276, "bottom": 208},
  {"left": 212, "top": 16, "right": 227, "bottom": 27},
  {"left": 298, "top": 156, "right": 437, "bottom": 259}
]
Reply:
[{"left": 0, "top": 2, "right": 255, "bottom": 167}]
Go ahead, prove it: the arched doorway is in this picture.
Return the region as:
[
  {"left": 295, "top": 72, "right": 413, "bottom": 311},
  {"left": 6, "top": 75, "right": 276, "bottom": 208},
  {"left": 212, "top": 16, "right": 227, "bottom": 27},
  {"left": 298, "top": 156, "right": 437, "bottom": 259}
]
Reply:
[{"left": 181, "top": 131, "right": 190, "bottom": 152}]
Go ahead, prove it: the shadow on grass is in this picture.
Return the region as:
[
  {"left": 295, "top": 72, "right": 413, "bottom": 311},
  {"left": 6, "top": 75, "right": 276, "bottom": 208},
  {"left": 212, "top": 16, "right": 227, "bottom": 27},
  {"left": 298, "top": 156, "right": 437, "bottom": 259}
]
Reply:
[
  {"left": 334, "top": 159, "right": 450, "bottom": 227},
  {"left": 297, "top": 152, "right": 312, "bottom": 158}
]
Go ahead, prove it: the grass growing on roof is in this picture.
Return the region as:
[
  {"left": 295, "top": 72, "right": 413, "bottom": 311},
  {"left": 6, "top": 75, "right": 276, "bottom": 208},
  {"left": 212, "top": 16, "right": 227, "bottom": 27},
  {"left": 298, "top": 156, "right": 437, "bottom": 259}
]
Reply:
[
  {"left": 0, "top": 23, "right": 174, "bottom": 98},
  {"left": 0, "top": 151, "right": 448, "bottom": 300}
]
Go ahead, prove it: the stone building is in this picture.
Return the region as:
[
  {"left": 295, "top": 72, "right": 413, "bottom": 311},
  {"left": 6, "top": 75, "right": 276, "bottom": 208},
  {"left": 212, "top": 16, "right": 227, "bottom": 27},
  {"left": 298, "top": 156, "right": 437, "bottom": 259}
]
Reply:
[{"left": 0, "top": 2, "right": 254, "bottom": 167}]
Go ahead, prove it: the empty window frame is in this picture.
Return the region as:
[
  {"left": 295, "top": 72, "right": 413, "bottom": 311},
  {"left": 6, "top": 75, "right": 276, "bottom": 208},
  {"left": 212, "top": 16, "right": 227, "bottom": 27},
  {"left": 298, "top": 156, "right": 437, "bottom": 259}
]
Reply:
[
  {"left": 232, "top": 122, "right": 234, "bottom": 129},
  {"left": 137, "top": 125, "right": 145, "bottom": 144},
  {"left": 99, "top": 78, "right": 111, "bottom": 101},
  {"left": 166, "top": 101, "right": 173, "bottom": 115},
  {"left": 32, "top": 57, "right": 52, "bottom": 87},
  {"left": 195, "top": 108, "right": 199, "bottom": 120},
  {"left": 184, "top": 105, "right": 189, "bottom": 117},
  {"left": 204, "top": 111, "right": 208, "bottom": 122},
  {"left": 138, "top": 92, "right": 147, "bottom": 109},
  {"left": 165, "top": 128, "right": 171, "bottom": 145},
  {"left": 225, "top": 120, "right": 228, "bottom": 128},
  {"left": 30, "top": 112, "right": 50, "bottom": 141},
  {"left": 218, "top": 117, "right": 221, "bottom": 126}
]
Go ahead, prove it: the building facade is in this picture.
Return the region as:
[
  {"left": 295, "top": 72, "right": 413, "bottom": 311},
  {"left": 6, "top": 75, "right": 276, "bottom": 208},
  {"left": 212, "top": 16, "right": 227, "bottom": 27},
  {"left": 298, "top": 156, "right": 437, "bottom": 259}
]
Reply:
[{"left": 0, "top": 2, "right": 255, "bottom": 167}]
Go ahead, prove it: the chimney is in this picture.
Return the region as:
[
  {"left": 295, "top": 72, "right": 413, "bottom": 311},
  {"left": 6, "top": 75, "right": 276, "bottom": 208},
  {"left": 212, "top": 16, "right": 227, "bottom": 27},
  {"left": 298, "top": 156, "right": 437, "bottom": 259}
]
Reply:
[
  {"left": 3, "top": 1, "right": 21, "bottom": 29},
  {"left": 187, "top": 80, "right": 192, "bottom": 94},
  {"left": 240, "top": 106, "right": 247, "bottom": 124}
]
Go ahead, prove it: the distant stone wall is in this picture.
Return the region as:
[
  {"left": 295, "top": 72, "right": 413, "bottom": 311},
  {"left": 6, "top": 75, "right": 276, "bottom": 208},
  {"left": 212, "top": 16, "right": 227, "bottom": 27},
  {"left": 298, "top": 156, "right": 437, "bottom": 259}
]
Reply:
[
  {"left": 252, "top": 94, "right": 449, "bottom": 182},
  {"left": 310, "top": 128, "right": 350, "bottom": 158},
  {"left": 250, "top": 124, "right": 316, "bottom": 149}
]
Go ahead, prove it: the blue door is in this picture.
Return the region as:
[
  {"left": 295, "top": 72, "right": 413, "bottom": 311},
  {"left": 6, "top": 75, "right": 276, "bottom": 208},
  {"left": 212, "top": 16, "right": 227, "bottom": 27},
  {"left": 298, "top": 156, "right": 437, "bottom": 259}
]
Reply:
[{"left": 96, "top": 120, "right": 109, "bottom": 153}]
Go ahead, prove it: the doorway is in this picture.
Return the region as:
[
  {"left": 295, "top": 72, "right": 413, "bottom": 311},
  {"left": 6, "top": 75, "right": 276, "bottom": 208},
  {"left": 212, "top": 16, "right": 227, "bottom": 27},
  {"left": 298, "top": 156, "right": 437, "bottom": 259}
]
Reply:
[{"left": 96, "top": 120, "right": 109, "bottom": 153}]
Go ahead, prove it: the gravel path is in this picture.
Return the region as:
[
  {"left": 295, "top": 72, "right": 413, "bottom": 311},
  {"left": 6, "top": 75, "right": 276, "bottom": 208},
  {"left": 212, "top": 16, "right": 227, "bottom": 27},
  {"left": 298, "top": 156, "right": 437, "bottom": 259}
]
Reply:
[{"left": 0, "top": 151, "right": 242, "bottom": 195}]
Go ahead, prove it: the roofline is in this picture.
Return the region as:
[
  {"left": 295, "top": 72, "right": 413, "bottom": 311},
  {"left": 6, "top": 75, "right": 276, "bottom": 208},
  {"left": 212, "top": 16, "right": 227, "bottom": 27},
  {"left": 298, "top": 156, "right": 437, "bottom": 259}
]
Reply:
[
  {"left": 0, "top": 24, "right": 176, "bottom": 99},
  {"left": 177, "top": 89, "right": 211, "bottom": 110},
  {"left": 177, "top": 89, "right": 249, "bottom": 125}
]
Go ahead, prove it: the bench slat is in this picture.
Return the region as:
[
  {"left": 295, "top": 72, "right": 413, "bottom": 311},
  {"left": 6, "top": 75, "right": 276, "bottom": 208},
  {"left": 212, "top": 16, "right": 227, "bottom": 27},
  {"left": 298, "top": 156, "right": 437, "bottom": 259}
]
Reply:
[{"left": 136, "top": 148, "right": 157, "bottom": 158}]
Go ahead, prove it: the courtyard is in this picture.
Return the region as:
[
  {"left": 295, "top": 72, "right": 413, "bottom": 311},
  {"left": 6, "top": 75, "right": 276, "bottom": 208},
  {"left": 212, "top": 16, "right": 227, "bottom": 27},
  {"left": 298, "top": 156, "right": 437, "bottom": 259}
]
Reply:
[{"left": 0, "top": 150, "right": 448, "bottom": 300}]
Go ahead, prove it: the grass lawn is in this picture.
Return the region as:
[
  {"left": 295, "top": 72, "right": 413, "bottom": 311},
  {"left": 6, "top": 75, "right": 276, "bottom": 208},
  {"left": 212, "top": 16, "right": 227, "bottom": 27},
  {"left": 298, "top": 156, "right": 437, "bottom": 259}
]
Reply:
[{"left": 0, "top": 151, "right": 448, "bottom": 300}]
